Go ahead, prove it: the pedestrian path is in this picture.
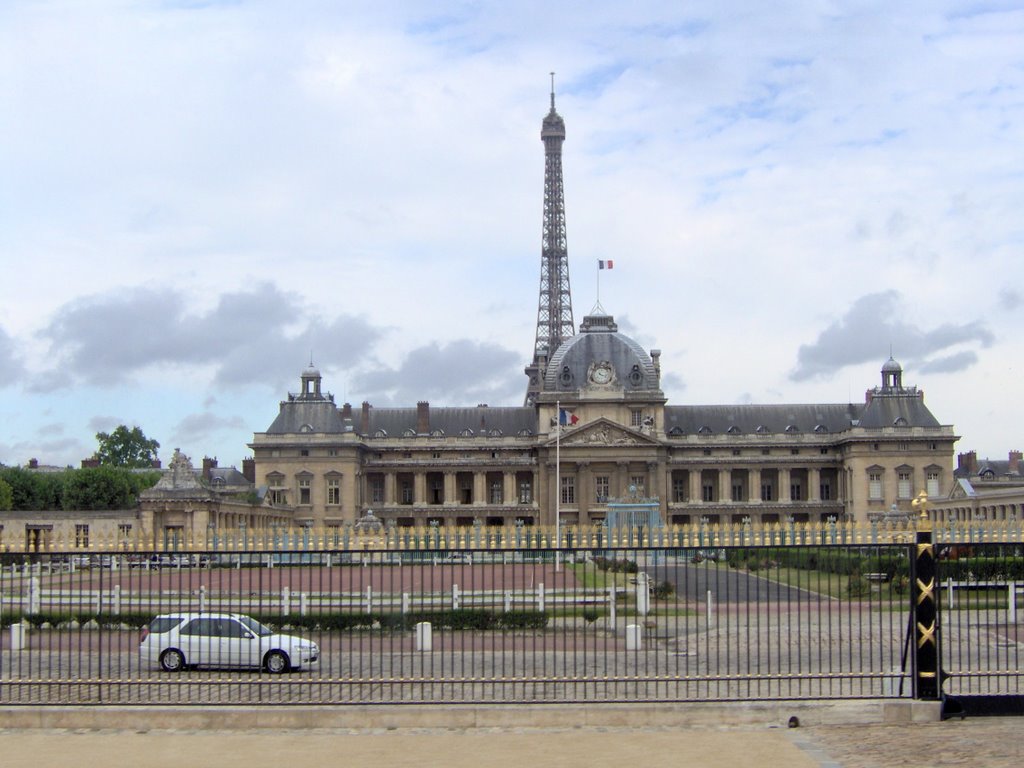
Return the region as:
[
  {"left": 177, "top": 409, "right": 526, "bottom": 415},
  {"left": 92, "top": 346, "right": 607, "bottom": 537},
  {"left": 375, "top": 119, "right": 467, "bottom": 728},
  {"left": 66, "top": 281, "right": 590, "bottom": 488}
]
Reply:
[{"left": 2, "top": 718, "right": 1022, "bottom": 767}]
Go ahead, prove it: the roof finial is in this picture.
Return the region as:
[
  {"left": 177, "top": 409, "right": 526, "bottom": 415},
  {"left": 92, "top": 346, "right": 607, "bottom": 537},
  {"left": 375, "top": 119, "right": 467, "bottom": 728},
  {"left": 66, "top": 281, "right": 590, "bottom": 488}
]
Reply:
[{"left": 550, "top": 71, "right": 556, "bottom": 111}]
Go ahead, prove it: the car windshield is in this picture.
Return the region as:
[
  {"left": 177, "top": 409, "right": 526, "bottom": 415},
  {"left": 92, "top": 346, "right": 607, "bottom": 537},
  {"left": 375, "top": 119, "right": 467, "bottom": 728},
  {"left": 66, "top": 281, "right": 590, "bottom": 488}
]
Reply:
[{"left": 237, "top": 616, "right": 274, "bottom": 636}]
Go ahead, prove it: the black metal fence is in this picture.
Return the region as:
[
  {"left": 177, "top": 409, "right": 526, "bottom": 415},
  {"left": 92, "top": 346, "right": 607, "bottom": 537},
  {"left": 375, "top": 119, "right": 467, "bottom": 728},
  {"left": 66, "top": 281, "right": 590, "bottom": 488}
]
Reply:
[{"left": 0, "top": 542, "right": 1018, "bottom": 706}]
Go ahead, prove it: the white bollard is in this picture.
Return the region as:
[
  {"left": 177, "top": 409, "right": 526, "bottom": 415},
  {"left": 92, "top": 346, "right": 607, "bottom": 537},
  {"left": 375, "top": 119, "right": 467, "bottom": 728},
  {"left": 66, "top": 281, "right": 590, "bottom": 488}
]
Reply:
[
  {"left": 503, "top": 591, "right": 512, "bottom": 613},
  {"left": 608, "top": 586, "right": 617, "bottom": 624},
  {"left": 401, "top": 592, "right": 410, "bottom": 615},
  {"left": 415, "top": 621, "right": 433, "bottom": 652},
  {"left": 635, "top": 573, "right": 650, "bottom": 616},
  {"left": 537, "top": 582, "right": 545, "bottom": 612},
  {"left": 199, "top": 585, "right": 206, "bottom": 612},
  {"left": 10, "top": 622, "right": 25, "bottom": 652},
  {"left": 625, "top": 623, "right": 642, "bottom": 651},
  {"left": 365, "top": 585, "right": 373, "bottom": 614},
  {"left": 300, "top": 592, "right": 308, "bottom": 616},
  {"left": 452, "top": 584, "right": 460, "bottom": 610},
  {"left": 26, "top": 576, "right": 41, "bottom": 614},
  {"left": 112, "top": 585, "right": 121, "bottom": 615},
  {"left": 706, "top": 590, "right": 714, "bottom": 628},
  {"left": 282, "top": 586, "right": 291, "bottom": 616}
]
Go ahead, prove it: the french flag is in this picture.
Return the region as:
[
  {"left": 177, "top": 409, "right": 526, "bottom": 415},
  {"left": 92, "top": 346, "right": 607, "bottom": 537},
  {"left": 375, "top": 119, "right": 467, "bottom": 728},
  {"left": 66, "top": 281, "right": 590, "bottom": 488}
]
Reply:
[
  {"left": 559, "top": 408, "right": 579, "bottom": 426},
  {"left": 598, "top": 260, "right": 614, "bottom": 269}
]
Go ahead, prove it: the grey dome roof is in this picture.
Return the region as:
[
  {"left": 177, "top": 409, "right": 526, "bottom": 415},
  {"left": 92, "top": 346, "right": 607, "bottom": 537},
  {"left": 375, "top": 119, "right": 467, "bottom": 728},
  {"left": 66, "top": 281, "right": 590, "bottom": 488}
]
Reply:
[
  {"left": 543, "top": 312, "right": 659, "bottom": 392},
  {"left": 882, "top": 356, "right": 902, "bottom": 373}
]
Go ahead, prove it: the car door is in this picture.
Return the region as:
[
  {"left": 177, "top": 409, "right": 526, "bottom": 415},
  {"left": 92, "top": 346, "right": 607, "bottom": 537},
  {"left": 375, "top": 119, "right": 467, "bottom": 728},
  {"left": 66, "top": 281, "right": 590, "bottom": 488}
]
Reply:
[
  {"left": 220, "top": 617, "right": 260, "bottom": 667},
  {"left": 179, "top": 618, "right": 221, "bottom": 667}
]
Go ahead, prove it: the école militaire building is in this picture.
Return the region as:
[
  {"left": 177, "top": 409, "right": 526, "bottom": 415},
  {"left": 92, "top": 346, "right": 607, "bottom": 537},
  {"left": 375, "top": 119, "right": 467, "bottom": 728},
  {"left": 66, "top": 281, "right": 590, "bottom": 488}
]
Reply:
[{"left": 249, "top": 90, "right": 958, "bottom": 531}]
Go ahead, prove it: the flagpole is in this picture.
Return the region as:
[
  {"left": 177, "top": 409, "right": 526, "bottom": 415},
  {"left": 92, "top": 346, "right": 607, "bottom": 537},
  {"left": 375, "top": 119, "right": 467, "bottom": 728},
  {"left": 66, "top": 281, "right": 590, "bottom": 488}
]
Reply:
[
  {"left": 596, "top": 262, "right": 600, "bottom": 306},
  {"left": 555, "top": 399, "right": 561, "bottom": 573}
]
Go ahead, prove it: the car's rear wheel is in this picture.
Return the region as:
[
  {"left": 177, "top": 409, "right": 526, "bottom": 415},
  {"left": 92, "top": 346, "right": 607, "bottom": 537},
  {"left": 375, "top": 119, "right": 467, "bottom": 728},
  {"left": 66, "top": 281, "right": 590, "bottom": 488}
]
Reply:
[
  {"left": 160, "top": 648, "right": 185, "bottom": 672},
  {"left": 264, "top": 650, "right": 290, "bottom": 674}
]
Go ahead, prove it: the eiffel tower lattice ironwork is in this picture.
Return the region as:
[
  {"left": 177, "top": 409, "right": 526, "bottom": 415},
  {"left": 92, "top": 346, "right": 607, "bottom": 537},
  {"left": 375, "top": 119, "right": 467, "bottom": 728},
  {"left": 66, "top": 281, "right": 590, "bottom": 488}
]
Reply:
[{"left": 525, "top": 75, "right": 574, "bottom": 406}]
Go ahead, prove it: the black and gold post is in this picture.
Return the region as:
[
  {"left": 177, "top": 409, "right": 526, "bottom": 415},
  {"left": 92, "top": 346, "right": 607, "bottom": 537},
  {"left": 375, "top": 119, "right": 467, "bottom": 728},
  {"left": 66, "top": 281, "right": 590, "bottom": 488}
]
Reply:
[{"left": 911, "top": 491, "right": 941, "bottom": 700}]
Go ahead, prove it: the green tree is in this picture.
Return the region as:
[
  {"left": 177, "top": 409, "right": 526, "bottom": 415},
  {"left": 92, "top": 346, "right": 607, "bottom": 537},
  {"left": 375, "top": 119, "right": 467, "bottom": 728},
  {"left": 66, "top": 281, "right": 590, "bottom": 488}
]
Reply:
[
  {"left": 0, "top": 477, "right": 13, "bottom": 510},
  {"left": 95, "top": 425, "right": 160, "bottom": 468},
  {"left": 62, "top": 467, "right": 135, "bottom": 511},
  {"left": 0, "top": 467, "right": 63, "bottom": 510}
]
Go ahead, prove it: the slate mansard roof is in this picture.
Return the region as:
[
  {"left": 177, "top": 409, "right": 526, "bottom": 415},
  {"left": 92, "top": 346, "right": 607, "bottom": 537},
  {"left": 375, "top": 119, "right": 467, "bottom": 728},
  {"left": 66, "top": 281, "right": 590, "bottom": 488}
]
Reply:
[
  {"left": 663, "top": 403, "right": 862, "bottom": 437},
  {"left": 365, "top": 406, "right": 536, "bottom": 438}
]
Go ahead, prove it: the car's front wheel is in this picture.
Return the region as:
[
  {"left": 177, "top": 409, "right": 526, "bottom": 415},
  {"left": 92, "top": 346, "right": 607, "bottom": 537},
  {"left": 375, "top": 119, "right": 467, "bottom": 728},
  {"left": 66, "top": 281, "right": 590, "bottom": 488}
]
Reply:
[
  {"left": 264, "top": 650, "right": 291, "bottom": 674},
  {"left": 160, "top": 648, "right": 186, "bottom": 672}
]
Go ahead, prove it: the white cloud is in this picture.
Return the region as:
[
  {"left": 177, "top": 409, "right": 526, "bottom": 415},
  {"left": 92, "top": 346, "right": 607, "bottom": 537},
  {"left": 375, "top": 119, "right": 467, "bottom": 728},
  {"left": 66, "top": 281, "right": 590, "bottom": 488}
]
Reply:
[{"left": 0, "top": 0, "right": 1022, "bottom": 467}]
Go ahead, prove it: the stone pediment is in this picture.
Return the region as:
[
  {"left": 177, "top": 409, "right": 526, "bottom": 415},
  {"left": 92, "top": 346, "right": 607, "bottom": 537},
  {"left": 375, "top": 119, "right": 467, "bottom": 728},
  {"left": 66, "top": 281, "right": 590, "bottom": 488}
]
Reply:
[
  {"left": 949, "top": 479, "right": 976, "bottom": 500},
  {"left": 551, "top": 418, "right": 659, "bottom": 447}
]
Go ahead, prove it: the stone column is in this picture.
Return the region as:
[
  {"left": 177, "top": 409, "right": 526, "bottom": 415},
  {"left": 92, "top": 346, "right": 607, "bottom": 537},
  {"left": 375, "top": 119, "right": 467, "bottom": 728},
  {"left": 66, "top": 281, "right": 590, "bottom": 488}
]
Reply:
[
  {"left": 443, "top": 471, "right": 456, "bottom": 506},
  {"left": 414, "top": 472, "right": 426, "bottom": 505},
  {"left": 648, "top": 462, "right": 663, "bottom": 503},
  {"left": 384, "top": 472, "right": 397, "bottom": 505},
  {"left": 474, "top": 471, "right": 487, "bottom": 506},
  {"left": 750, "top": 468, "right": 762, "bottom": 503},
  {"left": 808, "top": 468, "right": 821, "bottom": 503},
  {"left": 688, "top": 470, "right": 700, "bottom": 504},
  {"left": 503, "top": 472, "right": 515, "bottom": 506},
  {"left": 779, "top": 468, "right": 792, "bottom": 503},
  {"left": 616, "top": 461, "right": 629, "bottom": 497}
]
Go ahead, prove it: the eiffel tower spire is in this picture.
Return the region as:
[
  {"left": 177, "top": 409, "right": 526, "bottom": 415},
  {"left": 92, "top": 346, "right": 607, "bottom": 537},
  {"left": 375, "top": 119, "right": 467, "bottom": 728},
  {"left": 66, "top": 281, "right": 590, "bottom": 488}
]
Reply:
[{"left": 525, "top": 74, "right": 574, "bottom": 406}]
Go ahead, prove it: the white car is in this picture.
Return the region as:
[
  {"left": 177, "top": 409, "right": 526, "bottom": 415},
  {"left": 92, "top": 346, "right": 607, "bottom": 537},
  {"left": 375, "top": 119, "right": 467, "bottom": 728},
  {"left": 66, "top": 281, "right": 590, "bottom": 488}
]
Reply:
[{"left": 139, "top": 613, "right": 319, "bottom": 674}]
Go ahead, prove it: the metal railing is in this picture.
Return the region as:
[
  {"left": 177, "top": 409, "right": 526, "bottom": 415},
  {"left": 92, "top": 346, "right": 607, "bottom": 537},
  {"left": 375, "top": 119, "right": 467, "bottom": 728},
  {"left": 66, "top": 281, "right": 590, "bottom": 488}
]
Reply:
[
  {"left": 4, "top": 518, "right": 1023, "bottom": 557},
  {"left": 1, "top": 543, "right": 929, "bottom": 706}
]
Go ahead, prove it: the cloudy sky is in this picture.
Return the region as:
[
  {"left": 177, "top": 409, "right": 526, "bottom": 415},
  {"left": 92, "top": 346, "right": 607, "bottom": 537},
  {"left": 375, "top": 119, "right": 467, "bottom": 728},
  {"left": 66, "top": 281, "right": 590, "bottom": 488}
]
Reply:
[{"left": 1, "top": 1, "right": 1021, "bottom": 470}]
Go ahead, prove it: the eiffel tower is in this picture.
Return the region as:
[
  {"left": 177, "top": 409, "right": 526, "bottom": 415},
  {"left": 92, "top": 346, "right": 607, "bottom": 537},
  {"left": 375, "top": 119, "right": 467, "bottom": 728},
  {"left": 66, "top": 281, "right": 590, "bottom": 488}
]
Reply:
[{"left": 524, "top": 75, "right": 574, "bottom": 406}]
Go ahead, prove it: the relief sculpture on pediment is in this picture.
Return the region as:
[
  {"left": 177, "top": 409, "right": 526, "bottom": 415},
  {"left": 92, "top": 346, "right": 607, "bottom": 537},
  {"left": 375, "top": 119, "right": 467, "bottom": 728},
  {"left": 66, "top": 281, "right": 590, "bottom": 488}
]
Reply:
[{"left": 563, "top": 424, "right": 642, "bottom": 446}]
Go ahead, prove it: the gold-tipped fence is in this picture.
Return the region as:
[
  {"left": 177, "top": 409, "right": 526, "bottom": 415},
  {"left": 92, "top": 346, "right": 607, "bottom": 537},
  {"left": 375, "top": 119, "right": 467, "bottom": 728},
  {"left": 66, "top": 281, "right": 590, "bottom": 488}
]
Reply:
[{"left": 3, "top": 518, "right": 1022, "bottom": 555}]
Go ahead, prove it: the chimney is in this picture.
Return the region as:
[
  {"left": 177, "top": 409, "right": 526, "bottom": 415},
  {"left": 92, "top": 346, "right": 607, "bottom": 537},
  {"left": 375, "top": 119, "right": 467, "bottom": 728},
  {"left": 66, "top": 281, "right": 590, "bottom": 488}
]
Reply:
[
  {"left": 81, "top": 457, "right": 100, "bottom": 469},
  {"left": 341, "top": 402, "right": 353, "bottom": 419},
  {"left": 957, "top": 451, "right": 978, "bottom": 474},
  {"left": 202, "top": 456, "right": 217, "bottom": 481},
  {"left": 1009, "top": 450, "right": 1022, "bottom": 474},
  {"left": 242, "top": 458, "right": 256, "bottom": 483},
  {"left": 151, "top": 458, "right": 162, "bottom": 469},
  {"left": 651, "top": 349, "right": 661, "bottom": 381},
  {"left": 417, "top": 401, "right": 430, "bottom": 434},
  {"left": 28, "top": 458, "right": 38, "bottom": 469},
  {"left": 361, "top": 401, "right": 371, "bottom": 435}
]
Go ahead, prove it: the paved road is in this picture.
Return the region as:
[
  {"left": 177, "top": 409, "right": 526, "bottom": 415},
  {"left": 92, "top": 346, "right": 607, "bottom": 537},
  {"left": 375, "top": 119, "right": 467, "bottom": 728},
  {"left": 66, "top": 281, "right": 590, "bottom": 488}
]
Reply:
[{"left": 663, "top": 562, "right": 815, "bottom": 604}]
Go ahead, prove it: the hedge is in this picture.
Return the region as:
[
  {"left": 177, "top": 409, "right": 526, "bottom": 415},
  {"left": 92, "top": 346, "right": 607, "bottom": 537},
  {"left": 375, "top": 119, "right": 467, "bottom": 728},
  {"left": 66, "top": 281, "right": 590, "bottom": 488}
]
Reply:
[{"left": 2, "top": 608, "right": 549, "bottom": 632}]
